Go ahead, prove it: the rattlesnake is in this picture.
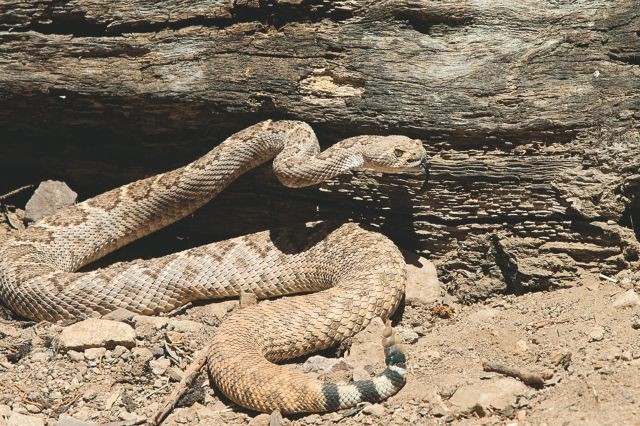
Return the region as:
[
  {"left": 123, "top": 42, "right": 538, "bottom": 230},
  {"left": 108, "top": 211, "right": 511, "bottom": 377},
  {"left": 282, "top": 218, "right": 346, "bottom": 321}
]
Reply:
[{"left": 0, "top": 120, "right": 428, "bottom": 413}]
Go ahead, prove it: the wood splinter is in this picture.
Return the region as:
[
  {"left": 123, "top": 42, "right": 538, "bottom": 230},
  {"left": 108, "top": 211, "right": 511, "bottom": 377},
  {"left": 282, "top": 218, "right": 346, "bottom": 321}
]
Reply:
[
  {"left": 482, "top": 361, "right": 552, "bottom": 388},
  {"left": 151, "top": 345, "right": 212, "bottom": 425}
]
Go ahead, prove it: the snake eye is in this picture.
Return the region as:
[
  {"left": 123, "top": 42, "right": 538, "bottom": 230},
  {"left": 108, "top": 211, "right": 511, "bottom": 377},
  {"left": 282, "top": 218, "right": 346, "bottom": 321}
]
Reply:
[{"left": 394, "top": 148, "right": 404, "bottom": 158}]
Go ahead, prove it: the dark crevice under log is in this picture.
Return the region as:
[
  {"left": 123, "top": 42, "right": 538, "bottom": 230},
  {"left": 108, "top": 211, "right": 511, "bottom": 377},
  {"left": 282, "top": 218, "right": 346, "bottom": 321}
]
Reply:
[{"left": 0, "top": 0, "right": 638, "bottom": 302}]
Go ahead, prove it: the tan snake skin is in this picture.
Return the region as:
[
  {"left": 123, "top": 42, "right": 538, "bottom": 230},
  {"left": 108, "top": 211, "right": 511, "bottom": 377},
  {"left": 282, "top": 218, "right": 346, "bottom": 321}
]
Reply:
[{"left": 0, "top": 120, "right": 427, "bottom": 413}]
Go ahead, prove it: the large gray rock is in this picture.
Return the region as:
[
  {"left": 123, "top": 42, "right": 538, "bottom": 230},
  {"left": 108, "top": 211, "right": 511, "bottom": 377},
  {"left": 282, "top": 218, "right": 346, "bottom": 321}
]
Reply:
[
  {"left": 24, "top": 180, "right": 77, "bottom": 222},
  {"left": 448, "top": 378, "right": 527, "bottom": 416},
  {"left": 404, "top": 256, "right": 442, "bottom": 306},
  {"left": 57, "top": 318, "right": 136, "bottom": 351},
  {"left": 612, "top": 289, "right": 640, "bottom": 308}
]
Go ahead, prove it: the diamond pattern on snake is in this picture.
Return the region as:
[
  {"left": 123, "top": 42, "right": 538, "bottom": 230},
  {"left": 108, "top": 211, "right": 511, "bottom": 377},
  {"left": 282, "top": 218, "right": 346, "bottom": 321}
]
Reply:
[{"left": 0, "top": 120, "right": 429, "bottom": 413}]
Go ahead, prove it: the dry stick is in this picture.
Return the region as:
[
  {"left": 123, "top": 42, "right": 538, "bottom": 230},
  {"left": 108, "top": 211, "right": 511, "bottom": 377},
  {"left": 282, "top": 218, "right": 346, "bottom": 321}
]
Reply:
[
  {"left": 1, "top": 204, "right": 18, "bottom": 230},
  {"left": 0, "top": 184, "right": 34, "bottom": 201},
  {"left": 0, "top": 184, "right": 33, "bottom": 229},
  {"left": 151, "top": 345, "right": 211, "bottom": 426},
  {"left": 482, "top": 361, "right": 552, "bottom": 388}
]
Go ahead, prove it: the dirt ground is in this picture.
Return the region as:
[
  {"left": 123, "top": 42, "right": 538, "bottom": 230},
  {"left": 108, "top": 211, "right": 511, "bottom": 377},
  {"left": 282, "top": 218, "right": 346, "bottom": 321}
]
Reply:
[{"left": 1, "top": 208, "right": 639, "bottom": 426}]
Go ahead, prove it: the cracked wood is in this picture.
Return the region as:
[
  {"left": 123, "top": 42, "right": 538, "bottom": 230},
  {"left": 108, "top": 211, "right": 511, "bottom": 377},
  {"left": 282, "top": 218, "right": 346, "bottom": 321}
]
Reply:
[{"left": 0, "top": 0, "right": 638, "bottom": 299}]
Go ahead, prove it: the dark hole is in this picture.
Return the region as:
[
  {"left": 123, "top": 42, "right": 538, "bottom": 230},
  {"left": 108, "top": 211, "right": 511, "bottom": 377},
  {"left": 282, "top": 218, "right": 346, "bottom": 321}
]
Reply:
[{"left": 620, "top": 201, "right": 640, "bottom": 241}]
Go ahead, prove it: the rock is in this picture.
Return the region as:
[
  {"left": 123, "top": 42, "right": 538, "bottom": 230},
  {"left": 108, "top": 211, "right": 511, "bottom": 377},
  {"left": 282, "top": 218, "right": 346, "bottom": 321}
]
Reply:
[
  {"left": 449, "top": 378, "right": 528, "bottom": 416},
  {"left": 131, "top": 347, "right": 154, "bottom": 363},
  {"left": 362, "top": 403, "right": 385, "bottom": 417},
  {"left": 150, "top": 357, "right": 171, "bottom": 375},
  {"left": 346, "top": 317, "right": 386, "bottom": 369},
  {"left": 67, "top": 350, "right": 84, "bottom": 362},
  {"left": 24, "top": 180, "right": 77, "bottom": 222},
  {"left": 612, "top": 289, "right": 640, "bottom": 308},
  {"left": 112, "top": 346, "right": 129, "bottom": 359},
  {"left": 0, "top": 405, "right": 11, "bottom": 417},
  {"left": 133, "top": 315, "right": 169, "bottom": 338},
  {"left": 194, "top": 405, "right": 221, "bottom": 420},
  {"left": 7, "top": 412, "right": 44, "bottom": 426},
  {"left": 424, "top": 390, "right": 449, "bottom": 417},
  {"left": 240, "top": 291, "right": 258, "bottom": 308},
  {"left": 150, "top": 346, "right": 165, "bottom": 357},
  {"left": 404, "top": 255, "right": 441, "bottom": 305},
  {"left": 55, "top": 415, "right": 97, "bottom": 426},
  {"left": 165, "top": 331, "right": 183, "bottom": 344},
  {"left": 396, "top": 327, "right": 419, "bottom": 344},
  {"left": 30, "top": 352, "right": 50, "bottom": 363},
  {"left": 249, "top": 414, "right": 270, "bottom": 426},
  {"left": 269, "top": 410, "right": 283, "bottom": 426},
  {"left": 25, "top": 405, "right": 40, "bottom": 414},
  {"left": 167, "top": 319, "right": 203, "bottom": 333},
  {"left": 84, "top": 348, "right": 106, "bottom": 361},
  {"left": 604, "top": 346, "right": 621, "bottom": 361},
  {"left": 168, "top": 367, "right": 184, "bottom": 382},
  {"left": 515, "top": 339, "right": 528, "bottom": 353},
  {"left": 82, "top": 387, "right": 98, "bottom": 402},
  {"left": 302, "top": 356, "right": 351, "bottom": 374},
  {"left": 118, "top": 412, "right": 145, "bottom": 423},
  {"left": 57, "top": 319, "right": 135, "bottom": 351},
  {"left": 588, "top": 326, "right": 606, "bottom": 342},
  {"left": 102, "top": 308, "right": 136, "bottom": 322}
]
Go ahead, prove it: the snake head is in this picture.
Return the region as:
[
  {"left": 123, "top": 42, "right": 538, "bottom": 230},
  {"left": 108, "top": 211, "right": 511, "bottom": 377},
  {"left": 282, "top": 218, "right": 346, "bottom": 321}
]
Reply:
[{"left": 359, "top": 135, "right": 429, "bottom": 191}]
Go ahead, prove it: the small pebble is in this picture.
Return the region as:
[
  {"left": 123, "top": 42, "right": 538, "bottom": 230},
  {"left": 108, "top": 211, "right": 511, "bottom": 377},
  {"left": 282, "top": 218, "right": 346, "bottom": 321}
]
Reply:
[
  {"left": 248, "top": 413, "right": 270, "bottom": 426},
  {"left": 149, "top": 357, "right": 171, "bottom": 375},
  {"left": 84, "top": 348, "right": 106, "bottom": 361},
  {"left": 67, "top": 351, "right": 84, "bottom": 362},
  {"left": 30, "top": 352, "right": 50, "bottom": 363},
  {"left": 588, "top": 326, "right": 605, "bottom": 342},
  {"left": 612, "top": 290, "right": 640, "bottom": 308},
  {"left": 362, "top": 403, "right": 385, "bottom": 417},
  {"left": 269, "top": 410, "right": 284, "bottom": 426},
  {"left": 397, "top": 327, "right": 419, "bottom": 344},
  {"left": 515, "top": 339, "right": 528, "bottom": 353}
]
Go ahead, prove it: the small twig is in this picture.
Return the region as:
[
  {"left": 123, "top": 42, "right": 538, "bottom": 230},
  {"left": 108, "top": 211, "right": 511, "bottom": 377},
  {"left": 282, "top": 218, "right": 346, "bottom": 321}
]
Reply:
[
  {"left": 144, "top": 383, "right": 172, "bottom": 399},
  {"left": 0, "top": 382, "right": 44, "bottom": 408},
  {"left": 103, "top": 420, "right": 146, "bottom": 426},
  {"left": 151, "top": 345, "right": 211, "bottom": 425},
  {"left": 591, "top": 384, "right": 599, "bottom": 403},
  {"left": 0, "top": 184, "right": 33, "bottom": 201},
  {"left": 599, "top": 273, "right": 617, "bottom": 284},
  {"left": 2, "top": 204, "right": 19, "bottom": 230},
  {"left": 482, "top": 361, "right": 551, "bottom": 388},
  {"left": 51, "top": 389, "right": 83, "bottom": 411},
  {"left": 527, "top": 318, "right": 571, "bottom": 329}
]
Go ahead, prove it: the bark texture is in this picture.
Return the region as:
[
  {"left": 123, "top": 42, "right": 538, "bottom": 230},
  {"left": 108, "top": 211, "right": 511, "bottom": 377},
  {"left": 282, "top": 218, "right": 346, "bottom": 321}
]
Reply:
[{"left": 1, "top": 0, "right": 638, "bottom": 300}]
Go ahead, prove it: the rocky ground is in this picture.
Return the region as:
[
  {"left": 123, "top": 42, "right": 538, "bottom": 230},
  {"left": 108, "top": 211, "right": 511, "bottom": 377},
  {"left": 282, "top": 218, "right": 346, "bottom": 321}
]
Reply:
[{"left": 1, "top": 182, "right": 639, "bottom": 426}]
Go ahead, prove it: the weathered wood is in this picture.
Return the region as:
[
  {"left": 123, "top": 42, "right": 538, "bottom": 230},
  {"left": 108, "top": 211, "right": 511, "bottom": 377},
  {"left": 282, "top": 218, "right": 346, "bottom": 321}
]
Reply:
[{"left": 0, "top": 0, "right": 638, "bottom": 299}]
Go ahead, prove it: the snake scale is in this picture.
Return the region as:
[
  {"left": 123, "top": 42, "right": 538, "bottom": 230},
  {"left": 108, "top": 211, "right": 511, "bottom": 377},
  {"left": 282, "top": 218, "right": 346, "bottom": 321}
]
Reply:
[{"left": 0, "top": 120, "right": 429, "bottom": 413}]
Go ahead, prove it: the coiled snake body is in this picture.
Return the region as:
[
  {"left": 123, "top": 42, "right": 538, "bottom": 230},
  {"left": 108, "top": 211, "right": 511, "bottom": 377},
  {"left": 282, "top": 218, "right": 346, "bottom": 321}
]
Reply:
[{"left": 0, "top": 120, "right": 428, "bottom": 413}]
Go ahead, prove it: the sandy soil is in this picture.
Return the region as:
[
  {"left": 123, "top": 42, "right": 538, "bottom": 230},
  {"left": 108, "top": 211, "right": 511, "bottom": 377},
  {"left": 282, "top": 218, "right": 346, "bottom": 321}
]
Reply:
[{"left": 1, "top": 208, "right": 639, "bottom": 426}]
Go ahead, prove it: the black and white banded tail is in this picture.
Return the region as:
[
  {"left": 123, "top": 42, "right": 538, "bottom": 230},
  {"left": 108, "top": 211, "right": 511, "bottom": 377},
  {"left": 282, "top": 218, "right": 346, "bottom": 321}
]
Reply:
[{"left": 320, "top": 321, "right": 407, "bottom": 411}]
